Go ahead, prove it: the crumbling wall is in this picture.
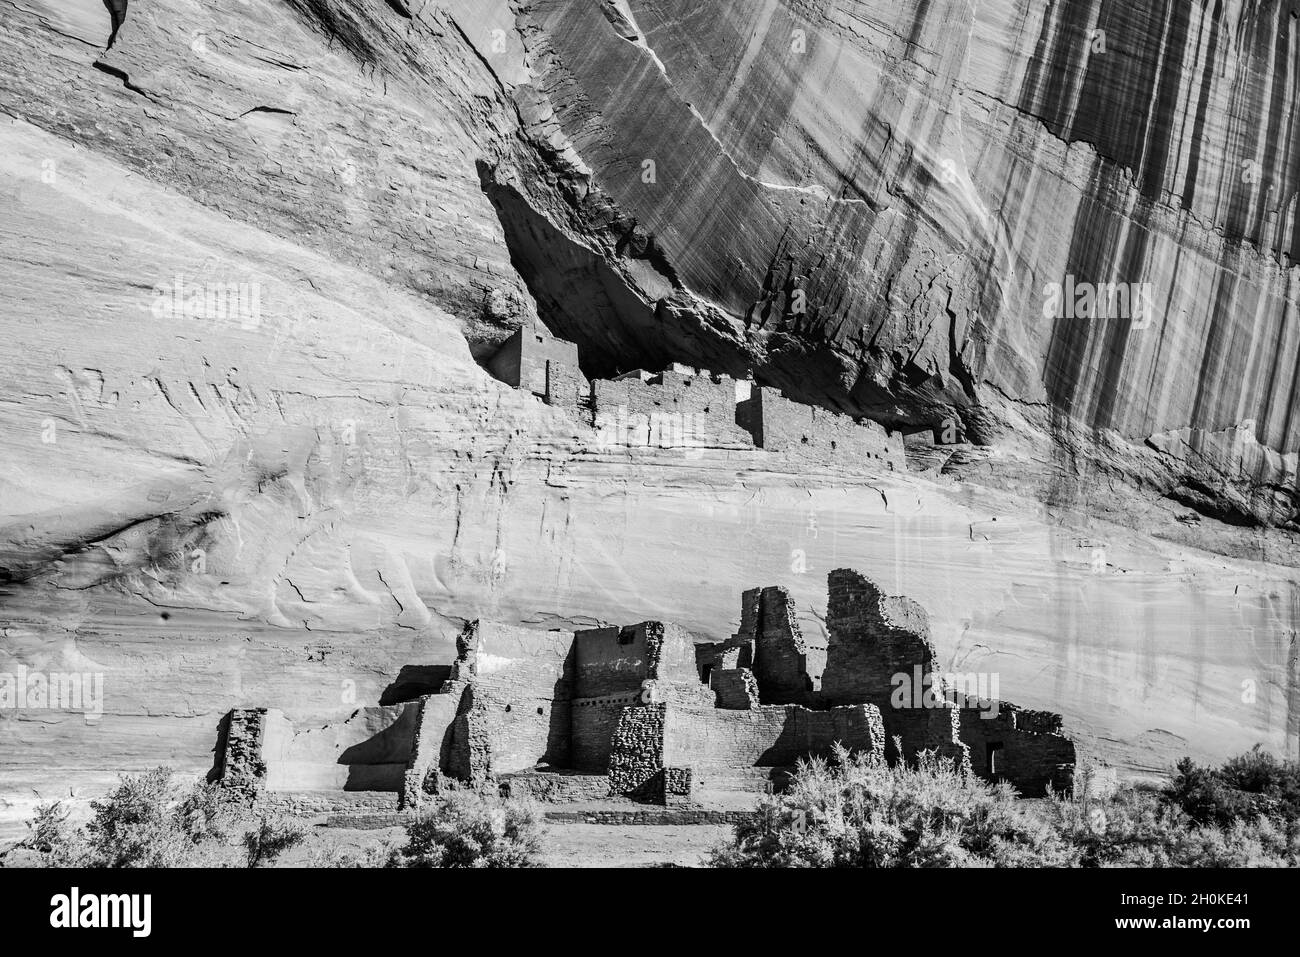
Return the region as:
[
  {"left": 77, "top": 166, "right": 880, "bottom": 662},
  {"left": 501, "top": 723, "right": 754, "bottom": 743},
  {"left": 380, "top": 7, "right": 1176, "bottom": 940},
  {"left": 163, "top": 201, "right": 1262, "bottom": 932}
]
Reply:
[
  {"left": 216, "top": 708, "right": 269, "bottom": 793},
  {"left": 401, "top": 689, "right": 465, "bottom": 807},
  {"left": 737, "top": 385, "right": 904, "bottom": 470},
  {"left": 499, "top": 769, "right": 612, "bottom": 803},
  {"left": 710, "top": 668, "right": 759, "bottom": 709},
  {"left": 823, "top": 568, "right": 937, "bottom": 711},
  {"left": 958, "top": 705, "right": 1076, "bottom": 796},
  {"left": 737, "top": 585, "right": 826, "bottom": 705},
  {"left": 402, "top": 621, "right": 575, "bottom": 799},
  {"left": 592, "top": 368, "right": 753, "bottom": 449},
  {"left": 445, "top": 695, "right": 493, "bottom": 785},
  {"left": 695, "top": 636, "right": 753, "bottom": 681},
  {"left": 822, "top": 568, "right": 967, "bottom": 764}
]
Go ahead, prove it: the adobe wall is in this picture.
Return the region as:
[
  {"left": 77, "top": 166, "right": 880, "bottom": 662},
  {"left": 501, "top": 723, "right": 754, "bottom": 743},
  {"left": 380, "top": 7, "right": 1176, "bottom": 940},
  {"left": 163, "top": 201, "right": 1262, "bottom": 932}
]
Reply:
[
  {"left": 737, "top": 385, "right": 905, "bottom": 470},
  {"left": 592, "top": 368, "right": 754, "bottom": 449},
  {"left": 487, "top": 326, "right": 586, "bottom": 408},
  {"left": 573, "top": 621, "right": 698, "bottom": 698},
  {"left": 454, "top": 621, "right": 575, "bottom": 774}
]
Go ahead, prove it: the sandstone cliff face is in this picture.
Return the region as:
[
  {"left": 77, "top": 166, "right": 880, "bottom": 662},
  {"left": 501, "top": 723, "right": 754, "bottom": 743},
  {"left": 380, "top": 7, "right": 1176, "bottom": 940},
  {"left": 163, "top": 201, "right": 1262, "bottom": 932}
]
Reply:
[{"left": 1, "top": 0, "right": 1298, "bottom": 835}]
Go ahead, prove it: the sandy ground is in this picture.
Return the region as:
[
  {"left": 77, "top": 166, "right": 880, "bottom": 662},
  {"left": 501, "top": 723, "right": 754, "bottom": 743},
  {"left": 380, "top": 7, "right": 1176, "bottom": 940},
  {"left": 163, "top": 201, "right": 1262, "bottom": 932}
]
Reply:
[{"left": 275, "top": 821, "right": 735, "bottom": 868}]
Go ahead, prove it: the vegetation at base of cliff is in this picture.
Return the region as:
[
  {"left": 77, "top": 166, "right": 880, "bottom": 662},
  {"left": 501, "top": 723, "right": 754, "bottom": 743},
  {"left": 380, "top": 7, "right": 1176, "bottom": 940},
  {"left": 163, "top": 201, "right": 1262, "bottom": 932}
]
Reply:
[
  {"left": 8, "top": 749, "right": 1298, "bottom": 868},
  {"left": 9, "top": 767, "right": 305, "bottom": 868},
  {"left": 305, "top": 786, "right": 545, "bottom": 868},
  {"left": 710, "top": 744, "right": 1300, "bottom": 868},
  {"left": 387, "top": 787, "right": 543, "bottom": 868}
]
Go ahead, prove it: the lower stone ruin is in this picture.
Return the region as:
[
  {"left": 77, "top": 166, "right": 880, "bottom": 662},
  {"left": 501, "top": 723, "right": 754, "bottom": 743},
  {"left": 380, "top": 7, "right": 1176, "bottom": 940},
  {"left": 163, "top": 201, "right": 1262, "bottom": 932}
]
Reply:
[{"left": 212, "top": 569, "right": 1076, "bottom": 810}]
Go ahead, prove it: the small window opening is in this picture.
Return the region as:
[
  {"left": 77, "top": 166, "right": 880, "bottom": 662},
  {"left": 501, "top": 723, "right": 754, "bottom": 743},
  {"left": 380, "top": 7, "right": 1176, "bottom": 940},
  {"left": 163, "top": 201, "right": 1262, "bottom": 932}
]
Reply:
[{"left": 987, "top": 742, "right": 1004, "bottom": 775}]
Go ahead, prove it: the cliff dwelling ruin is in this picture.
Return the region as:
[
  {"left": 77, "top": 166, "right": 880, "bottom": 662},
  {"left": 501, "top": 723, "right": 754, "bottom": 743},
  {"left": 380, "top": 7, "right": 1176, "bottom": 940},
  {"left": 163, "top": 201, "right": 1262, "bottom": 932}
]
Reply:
[
  {"left": 214, "top": 569, "right": 1075, "bottom": 810},
  {"left": 486, "top": 322, "right": 907, "bottom": 469}
]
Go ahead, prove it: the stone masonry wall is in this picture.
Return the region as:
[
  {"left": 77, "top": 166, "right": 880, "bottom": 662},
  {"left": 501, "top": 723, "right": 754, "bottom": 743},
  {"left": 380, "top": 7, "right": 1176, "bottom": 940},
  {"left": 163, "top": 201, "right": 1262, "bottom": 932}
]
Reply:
[
  {"left": 573, "top": 621, "right": 697, "bottom": 698},
  {"left": 822, "top": 568, "right": 969, "bottom": 765},
  {"left": 592, "top": 368, "right": 753, "bottom": 449},
  {"left": 737, "top": 385, "right": 905, "bottom": 470},
  {"left": 217, "top": 708, "right": 268, "bottom": 793},
  {"left": 487, "top": 325, "right": 586, "bottom": 408},
  {"left": 606, "top": 703, "right": 667, "bottom": 796},
  {"left": 822, "top": 568, "right": 939, "bottom": 712},
  {"left": 571, "top": 691, "right": 640, "bottom": 772},
  {"left": 662, "top": 702, "right": 885, "bottom": 777},
  {"left": 738, "top": 585, "right": 826, "bottom": 705},
  {"left": 710, "top": 667, "right": 759, "bottom": 709},
  {"left": 958, "top": 705, "right": 1076, "bottom": 796},
  {"left": 401, "top": 690, "right": 464, "bottom": 807},
  {"left": 456, "top": 621, "right": 575, "bottom": 774}
]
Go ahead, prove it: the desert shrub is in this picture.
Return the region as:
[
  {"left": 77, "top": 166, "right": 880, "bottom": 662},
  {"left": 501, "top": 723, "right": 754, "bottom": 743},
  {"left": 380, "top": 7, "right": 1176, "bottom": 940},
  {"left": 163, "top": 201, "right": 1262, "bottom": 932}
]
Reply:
[
  {"left": 1164, "top": 757, "right": 1255, "bottom": 827},
  {"left": 1166, "top": 746, "right": 1300, "bottom": 827},
  {"left": 306, "top": 841, "right": 399, "bottom": 868},
  {"left": 712, "top": 744, "right": 1300, "bottom": 868},
  {"left": 82, "top": 767, "right": 198, "bottom": 867},
  {"left": 1044, "top": 781, "right": 1299, "bottom": 867},
  {"left": 243, "top": 815, "right": 308, "bottom": 868},
  {"left": 710, "top": 744, "right": 1078, "bottom": 868},
  {"left": 17, "top": 768, "right": 305, "bottom": 868},
  {"left": 389, "top": 788, "right": 543, "bottom": 868},
  {"left": 17, "top": 801, "right": 81, "bottom": 866}
]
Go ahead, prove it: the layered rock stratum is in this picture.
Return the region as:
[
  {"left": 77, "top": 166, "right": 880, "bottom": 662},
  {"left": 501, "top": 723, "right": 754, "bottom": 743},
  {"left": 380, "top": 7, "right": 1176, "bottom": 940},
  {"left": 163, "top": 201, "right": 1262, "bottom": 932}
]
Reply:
[{"left": 1, "top": 0, "right": 1299, "bottom": 835}]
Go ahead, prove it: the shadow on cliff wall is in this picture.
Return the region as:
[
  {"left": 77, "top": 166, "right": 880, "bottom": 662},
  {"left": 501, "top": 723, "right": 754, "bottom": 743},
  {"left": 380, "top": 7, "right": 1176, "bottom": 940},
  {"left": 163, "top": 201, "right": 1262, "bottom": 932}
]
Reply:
[
  {"left": 476, "top": 160, "right": 672, "bottom": 379},
  {"left": 338, "top": 706, "right": 420, "bottom": 791},
  {"left": 379, "top": 665, "right": 452, "bottom": 705}
]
